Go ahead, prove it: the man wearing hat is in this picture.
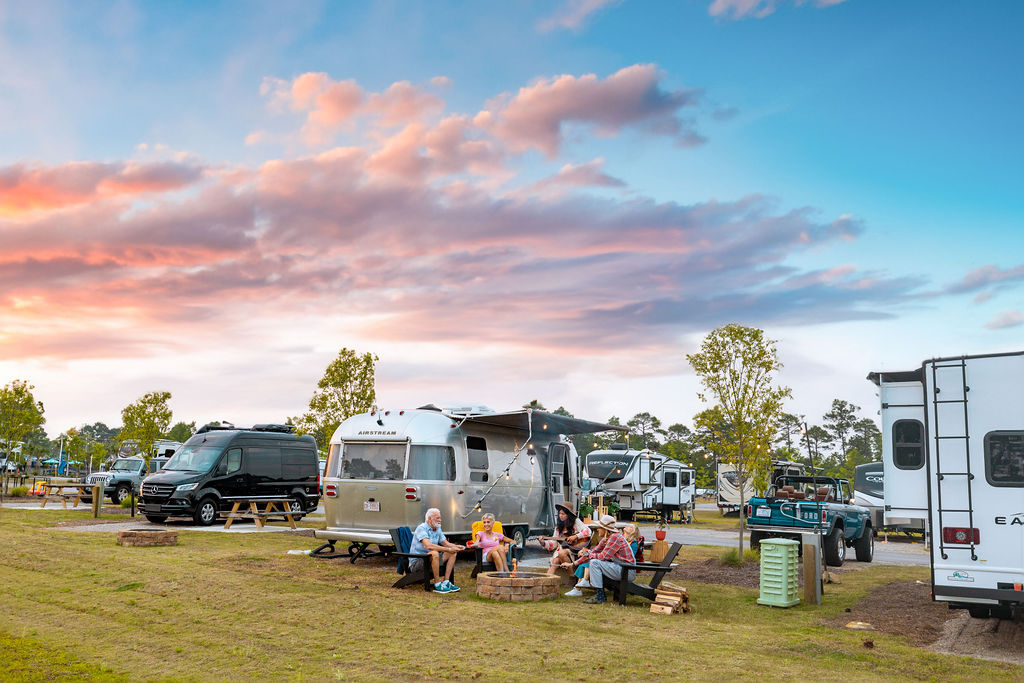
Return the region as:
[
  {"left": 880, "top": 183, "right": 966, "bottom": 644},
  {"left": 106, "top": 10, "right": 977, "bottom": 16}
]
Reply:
[{"left": 563, "top": 514, "right": 635, "bottom": 604}]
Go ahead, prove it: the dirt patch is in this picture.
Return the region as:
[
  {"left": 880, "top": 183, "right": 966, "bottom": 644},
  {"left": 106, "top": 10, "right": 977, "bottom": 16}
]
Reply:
[
  {"left": 932, "top": 611, "right": 1024, "bottom": 665},
  {"left": 823, "top": 580, "right": 952, "bottom": 646}
]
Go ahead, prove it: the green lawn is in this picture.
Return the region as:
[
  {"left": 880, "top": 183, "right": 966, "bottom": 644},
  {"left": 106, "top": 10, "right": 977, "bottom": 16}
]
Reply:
[{"left": 0, "top": 508, "right": 1020, "bottom": 681}]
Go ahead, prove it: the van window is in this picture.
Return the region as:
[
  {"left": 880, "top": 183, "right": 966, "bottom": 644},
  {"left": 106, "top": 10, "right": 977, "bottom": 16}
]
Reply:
[
  {"left": 407, "top": 446, "right": 456, "bottom": 481},
  {"left": 247, "top": 447, "right": 283, "bottom": 478},
  {"left": 226, "top": 448, "right": 242, "bottom": 474},
  {"left": 893, "top": 419, "right": 924, "bottom": 470},
  {"left": 467, "top": 437, "right": 488, "bottom": 469},
  {"left": 340, "top": 442, "right": 406, "bottom": 480},
  {"left": 282, "top": 448, "right": 315, "bottom": 479},
  {"left": 985, "top": 431, "right": 1024, "bottom": 487},
  {"left": 664, "top": 471, "right": 678, "bottom": 488}
]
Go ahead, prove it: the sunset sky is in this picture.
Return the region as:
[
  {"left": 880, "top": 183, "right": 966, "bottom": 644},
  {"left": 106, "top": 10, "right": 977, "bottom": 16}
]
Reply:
[{"left": 2, "top": 1, "right": 1022, "bottom": 439}]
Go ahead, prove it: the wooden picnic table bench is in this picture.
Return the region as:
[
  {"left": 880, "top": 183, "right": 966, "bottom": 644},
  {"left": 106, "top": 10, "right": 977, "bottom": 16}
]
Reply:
[
  {"left": 39, "top": 483, "right": 99, "bottom": 509},
  {"left": 221, "top": 497, "right": 299, "bottom": 530}
]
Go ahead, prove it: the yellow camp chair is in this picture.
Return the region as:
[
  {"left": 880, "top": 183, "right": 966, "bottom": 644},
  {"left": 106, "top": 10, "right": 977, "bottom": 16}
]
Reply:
[{"left": 470, "top": 519, "right": 508, "bottom": 577}]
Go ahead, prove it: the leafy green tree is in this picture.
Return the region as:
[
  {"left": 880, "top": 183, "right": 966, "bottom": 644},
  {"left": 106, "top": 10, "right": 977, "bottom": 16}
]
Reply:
[
  {"left": 294, "top": 348, "right": 378, "bottom": 450},
  {"left": 801, "top": 424, "right": 834, "bottom": 472},
  {"left": 522, "top": 399, "right": 546, "bottom": 410},
  {"left": 775, "top": 412, "right": 803, "bottom": 452},
  {"left": 687, "top": 324, "right": 791, "bottom": 561},
  {"left": 61, "top": 428, "right": 87, "bottom": 468},
  {"left": 0, "top": 380, "right": 45, "bottom": 468},
  {"left": 167, "top": 421, "right": 196, "bottom": 443},
  {"left": 823, "top": 399, "right": 859, "bottom": 462},
  {"left": 627, "top": 412, "right": 665, "bottom": 450},
  {"left": 118, "top": 391, "right": 173, "bottom": 463}
]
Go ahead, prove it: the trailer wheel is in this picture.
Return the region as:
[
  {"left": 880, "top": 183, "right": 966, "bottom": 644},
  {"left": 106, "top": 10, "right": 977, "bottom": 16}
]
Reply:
[
  {"left": 824, "top": 527, "right": 845, "bottom": 566},
  {"left": 854, "top": 527, "right": 873, "bottom": 562},
  {"left": 968, "top": 606, "right": 991, "bottom": 619}
]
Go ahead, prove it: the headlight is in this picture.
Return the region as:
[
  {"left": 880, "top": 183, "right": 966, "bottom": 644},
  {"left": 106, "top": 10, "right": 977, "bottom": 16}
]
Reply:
[{"left": 175, "top": 483, "right": 199, "bottom": 492}]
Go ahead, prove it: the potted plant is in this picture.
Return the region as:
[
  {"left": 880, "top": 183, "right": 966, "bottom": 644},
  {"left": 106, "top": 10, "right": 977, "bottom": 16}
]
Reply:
[
  {"left": 655, "top": 516, "right": 667, "bottom": 541},
  {"left": 579, "top": 501, "right": 595, "bottom": 523}
]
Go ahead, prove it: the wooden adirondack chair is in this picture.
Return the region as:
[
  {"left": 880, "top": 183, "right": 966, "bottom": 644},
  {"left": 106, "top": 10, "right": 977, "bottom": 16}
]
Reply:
[
  {"left": 612, "top": 542, "right": 682, "bottom": 605},
  {"left": 389, "top": 526, "right": 457, "bottom": 591}
]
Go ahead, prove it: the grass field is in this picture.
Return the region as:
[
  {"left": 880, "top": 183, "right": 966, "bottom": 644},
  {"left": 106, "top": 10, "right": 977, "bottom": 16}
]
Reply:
[{"left": 0, "top": 508, "right": 1020, "bottom": 682}]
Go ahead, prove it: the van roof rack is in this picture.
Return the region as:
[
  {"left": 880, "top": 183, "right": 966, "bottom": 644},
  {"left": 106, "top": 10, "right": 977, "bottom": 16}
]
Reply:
[
  {"left": 251, "top": 423, "right": 296, "bottom": 434},
  {"left": 196, "top": 423, "right": 237, "bottom": 434}
]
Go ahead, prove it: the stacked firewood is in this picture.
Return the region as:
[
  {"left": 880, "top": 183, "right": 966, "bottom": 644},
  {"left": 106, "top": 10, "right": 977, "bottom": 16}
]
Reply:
[{"left": 649, "top": 581, "right": 690, "bottom": 614}]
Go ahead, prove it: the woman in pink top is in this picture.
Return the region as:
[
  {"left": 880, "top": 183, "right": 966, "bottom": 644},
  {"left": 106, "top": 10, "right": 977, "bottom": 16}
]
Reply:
[{"left": 475, "top": 512, "right": 513, "bottom": 572}]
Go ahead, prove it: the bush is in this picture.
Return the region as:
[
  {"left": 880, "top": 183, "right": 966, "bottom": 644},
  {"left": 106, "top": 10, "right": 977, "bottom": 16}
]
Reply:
[
  {"left": 719, "top": 547, "right": 760, "bottom": 566},
  {"left": 9, "top": 486, "right": 28, "bottom": 497},
  {"left": 120, "top": 496, "right": 134, "bottom": 508}
]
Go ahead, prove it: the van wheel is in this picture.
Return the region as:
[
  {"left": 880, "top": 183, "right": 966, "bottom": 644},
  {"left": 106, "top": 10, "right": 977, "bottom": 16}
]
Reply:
[
  {"left": 194, "top": 497, "right": 219, "bottom": 526},
  {"left": 288, "top": 495, "right": 306, "bottom": 521},
  {"left": 824, "top": 527, "right": 846, "bottom": 566},
  {"left": 854, "top": 528, "right": 874, "bottom": 562}
]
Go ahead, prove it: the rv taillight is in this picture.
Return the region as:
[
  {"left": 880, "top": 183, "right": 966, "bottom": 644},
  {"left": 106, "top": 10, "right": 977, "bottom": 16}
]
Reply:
[
  {"left": 325, "top": 483, "right": 337, "bottom": 498},
  {"left": 942, "top": 527, "right": 979, "bottom": 545},
  {"left": 405, "top": 486, "right": 420, "bottom": 501}
]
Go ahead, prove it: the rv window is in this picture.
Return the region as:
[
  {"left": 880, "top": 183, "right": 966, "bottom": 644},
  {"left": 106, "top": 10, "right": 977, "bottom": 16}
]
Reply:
[
  {"left": 466, "top": 437, "right": 488, "bottom": 469},
  {"left": 407, "top": 445, "right": 456, "bottom": 481},
  {"left": 984, "top": 432, "right": 1024, "bottom": 487},
  {"left": 247, "top": 447, "right": 283, "bottom": 478},
  {"left": 664, "top": 471, "right": 678, "bottom": 488},
  {"left": 282, "top": 448, "right": 315, "bottom": 479},
  {"left": 326, "top": 443, "right": 341, "bottom": 477},
  {"left": 340, "top": 442, "right": 406, "bottom": 480},
  {"left": 892, "top": 419, "right": 924, "bottom": 470},
  {"left": 225, "top": 448, "right": 242, "bottom": 474},
  {"left": 680, "top": 471, "right": 690, "bottom": 487}
]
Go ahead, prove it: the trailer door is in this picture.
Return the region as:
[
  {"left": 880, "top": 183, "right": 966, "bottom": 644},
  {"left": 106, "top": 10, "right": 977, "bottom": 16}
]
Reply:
[
  {"left": 879, "top": 380, "right": 928, "bottom": 527},
  {"left": 548, "top": 443, "right": 569, "bottom": 511}
]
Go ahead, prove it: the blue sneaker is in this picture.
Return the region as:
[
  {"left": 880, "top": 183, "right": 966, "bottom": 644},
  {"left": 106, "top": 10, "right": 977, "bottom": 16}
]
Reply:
[
  {"left": 434, "top": 581, "right": 453, "bottom": 593},
  {"left": 443, "top": 580, "right": 461, "bottom": 593}
]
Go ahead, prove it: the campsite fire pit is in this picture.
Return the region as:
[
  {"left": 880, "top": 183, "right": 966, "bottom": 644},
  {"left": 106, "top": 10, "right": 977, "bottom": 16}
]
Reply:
[{"left": 476, "top": 571, "right": 561, "bottom": 601}]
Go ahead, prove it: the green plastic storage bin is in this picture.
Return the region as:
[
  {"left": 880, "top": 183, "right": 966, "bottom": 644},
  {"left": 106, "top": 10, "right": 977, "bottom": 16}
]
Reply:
[{"left": 757, "top": 538, "right": 800, "bottom": 608}]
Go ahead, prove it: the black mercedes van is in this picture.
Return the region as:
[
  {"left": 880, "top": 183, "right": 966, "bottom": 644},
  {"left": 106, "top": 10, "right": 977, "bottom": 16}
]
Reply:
[{"left": 139, "top": 424, "right": 320, "bottom": 526}]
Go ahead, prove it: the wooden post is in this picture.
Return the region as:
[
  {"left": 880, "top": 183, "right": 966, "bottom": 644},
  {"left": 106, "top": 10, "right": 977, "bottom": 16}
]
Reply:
[
  {"left": 801, "top": 532, "right": 822, "bottom": 605},
  {"left": 91, "top": 485, "right": 101, "bottom": 518}
]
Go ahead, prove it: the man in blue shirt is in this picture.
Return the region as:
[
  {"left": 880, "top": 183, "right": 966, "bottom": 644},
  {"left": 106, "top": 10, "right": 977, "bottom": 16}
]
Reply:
[{"left": 410, "top": 507, "right": 465, "bottom": 593}]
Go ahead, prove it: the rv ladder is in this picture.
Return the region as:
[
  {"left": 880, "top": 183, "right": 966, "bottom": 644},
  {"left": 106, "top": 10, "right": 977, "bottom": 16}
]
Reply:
[{"left": 930, "top": 358, "right": 978, "bottom": 562}]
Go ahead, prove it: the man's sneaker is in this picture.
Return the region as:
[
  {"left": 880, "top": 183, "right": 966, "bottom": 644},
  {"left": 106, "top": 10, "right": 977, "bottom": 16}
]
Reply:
[
  {"left": 583, "top": 589, "right": 606, "bottom": 604},
  {"left": 434, "top": 581, "right": 452, "bottom": 593},
  {"left": 565, "top": 588, "right": 583, "bottom": 597},
  {"left": 576, "top": 579, "right": 592, "bottom": 589},
  {"left": 442, "top": 580, "right": 461, "bottom": 593}
]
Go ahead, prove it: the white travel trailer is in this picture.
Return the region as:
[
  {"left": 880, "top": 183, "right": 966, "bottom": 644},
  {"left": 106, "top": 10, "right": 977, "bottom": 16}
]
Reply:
[
  {"left": 313, "top": 405, "right": 624, "bottom": 560},
  {"left": 583, "top": 445, "right": 695, "bottom": 520},
  {"left": 716, "top": 458, "right": 807, "bottom": 514},
  {"left": 869, "top": 351, "right": 1024, "bottom": 619}
]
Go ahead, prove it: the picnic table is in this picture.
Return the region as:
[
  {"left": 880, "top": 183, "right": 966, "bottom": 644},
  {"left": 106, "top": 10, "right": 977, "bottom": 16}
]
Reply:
[
  {"left": 222, "top": 497, "right": 299, "bottom": 530},
  {"left": 39, "top": 483, "right": 98, "bottom": 509}
]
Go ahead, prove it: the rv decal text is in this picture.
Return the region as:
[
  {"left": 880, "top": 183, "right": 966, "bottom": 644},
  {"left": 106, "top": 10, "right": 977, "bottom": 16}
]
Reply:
[
  {"left": 356, "top": 430, "right": 398, "bottom": 436},
  {"left": 994, "top": 513, "right": 1024, "bottom": 526}
]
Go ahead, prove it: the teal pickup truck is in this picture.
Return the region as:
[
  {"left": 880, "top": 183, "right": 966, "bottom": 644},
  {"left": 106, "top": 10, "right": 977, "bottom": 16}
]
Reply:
[{"left": 746, "top": 476, "right": 873, "bottom": 566}]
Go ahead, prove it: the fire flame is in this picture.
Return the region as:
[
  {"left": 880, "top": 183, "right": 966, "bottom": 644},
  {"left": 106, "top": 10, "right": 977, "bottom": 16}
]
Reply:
[{"left": 511, "top": 558, "right": 518, "bottom": 578}]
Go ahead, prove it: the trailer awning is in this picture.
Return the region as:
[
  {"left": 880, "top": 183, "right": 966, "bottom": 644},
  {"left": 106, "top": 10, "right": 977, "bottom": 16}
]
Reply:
[
  {"left": 866, "top": 369, "right": 923, "bottom": 385},
  {"left": 447, "top": 409, "right": 626, "bottom": 436}
]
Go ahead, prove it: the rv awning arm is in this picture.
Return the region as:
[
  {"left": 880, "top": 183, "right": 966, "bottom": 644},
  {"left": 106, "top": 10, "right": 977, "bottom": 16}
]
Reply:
[{"left": 449, "top": 409, "right": 627, "bottom": 435}]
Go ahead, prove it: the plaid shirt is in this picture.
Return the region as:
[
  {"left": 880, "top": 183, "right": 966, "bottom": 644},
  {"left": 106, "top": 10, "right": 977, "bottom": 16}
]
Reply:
[{"left": 575, "top": 531, "right": 634, "bottom": 566}]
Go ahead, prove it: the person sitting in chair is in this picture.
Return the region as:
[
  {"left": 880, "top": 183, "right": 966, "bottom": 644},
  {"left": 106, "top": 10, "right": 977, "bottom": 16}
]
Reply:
[
  {"left": 410, "top": 508, "right": 465, "bottom": 594},
  {"left": 562, "top": 514, "right": 635, "bottom": 604},
  {"left": 474, "top": 512, "right": 513, "bottom": 573},
  {"left": 540, "top": 504, "right": 591, "bottom": 575}
]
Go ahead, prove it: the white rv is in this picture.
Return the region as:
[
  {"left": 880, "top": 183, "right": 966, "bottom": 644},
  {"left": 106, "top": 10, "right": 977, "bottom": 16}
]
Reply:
[
  {"left": 869, "top": 351, "right": 1024, "bottom": 619},
  {"left": 583, "top": 445, "right": 695, "bottom": 520},
  {"left": 716, "top": 458, "right": 806, "bottom": 514},
  {"left": 313, "top": 405, "right": 624, "bottom": 559}
]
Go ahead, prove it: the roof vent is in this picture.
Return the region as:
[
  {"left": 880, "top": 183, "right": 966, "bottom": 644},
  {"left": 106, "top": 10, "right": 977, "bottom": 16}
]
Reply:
[
  {"left": 417, "top": 404, "right": 442, "bottom": 412},
  {"left": 251, "top": 424, "right": 296, "bottom": 433},
  {"left": 610, "top": 443, "right": 629, "bottom": 451}
]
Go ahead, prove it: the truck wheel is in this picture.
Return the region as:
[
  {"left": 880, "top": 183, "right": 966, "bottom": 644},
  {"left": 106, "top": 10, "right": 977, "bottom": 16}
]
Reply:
[
  {"left": 511, "top": 527, "right": 527, "bottom": 549},
  {"left": 824, "top": 527, "right": 846, "bottom": 566},
  {"left": 114, "top": 484, "right": 133, "bottom": 505},
  {"left": 854, "top": 528, "right": 874, "bottom": 562},
  {"left": 288, "top": 494, "right": 306, "bottom": 521},
  {"left": 193, "top": 497, "right": 219, "bottom": 526},
  {"left": 145, "top": 515, "right": 168, "bottom": 524},
  {"left": 749, "top": 530, "right": 764, "bottom": 549}
]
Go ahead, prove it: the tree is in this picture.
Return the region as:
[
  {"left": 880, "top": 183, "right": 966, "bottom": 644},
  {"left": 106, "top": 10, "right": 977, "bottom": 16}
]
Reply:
[
  {"left": 0, "top": 380, "right": 46, "bottom": 468},
  {"left": 801, "top": 424, "right": 833, "bottom": 472},
  {"left": 775, "top": 413, "right": 803, "bottom": 452},
  {"left": 294, "top": 348, "right": 377, "bottom": 451},
  {"left": 849, "top": 417, "right": 882, "bottom": 462},
  {"left": 167, "top": 421, "right": 196, "bottom": 443},
  {"left": 823, "top": 399, "right": 859, "bottom": 462},
  {"left": 118, "top": 391, "right": 173, "bottom": 462},
  {"left": 687, "top": 324, "right": 791, "bottom": 562},
  {"left": 522, "top": 399, "right": 546, "bottom": 410},
  {"left": 627, "top": 412, "right": 665, "bottom": 450}
]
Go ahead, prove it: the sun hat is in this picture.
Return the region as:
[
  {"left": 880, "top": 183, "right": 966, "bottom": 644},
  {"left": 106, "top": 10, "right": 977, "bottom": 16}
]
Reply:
[
  {"left": 595, "top": 514, "right": 618, "bottom": 533},
  {"left": 554, "top": 503, "right": 575, "bottom": 518}
]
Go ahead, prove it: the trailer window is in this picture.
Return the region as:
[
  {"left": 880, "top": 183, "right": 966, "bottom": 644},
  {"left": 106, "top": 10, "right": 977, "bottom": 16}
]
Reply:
[
  {"left": 466, "top": 437, "right": 488, "bottom": 469},
  {"left": 892, "top": 419, "right": 924, "bottom": 470},
  {"left": 340, "top": 443, "right": 406, "bottom": 480},
  {"left": 407, "top": 446, "right": 456, "bottom": 481},
  {"left": 664, "top": 471, "right": 677, "bottom": 488},
  {"left": 984, "top": 431, "right": 1024, "bottom": 487}
]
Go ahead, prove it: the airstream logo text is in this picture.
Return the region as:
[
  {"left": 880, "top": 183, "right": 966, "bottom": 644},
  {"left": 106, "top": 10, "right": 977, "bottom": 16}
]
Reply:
[
  {"left": 995, "top": 513, "right": 1024, "bottom": 526},
  {"left": 357, "top": 430, "right": 397, "bottom": 436}
]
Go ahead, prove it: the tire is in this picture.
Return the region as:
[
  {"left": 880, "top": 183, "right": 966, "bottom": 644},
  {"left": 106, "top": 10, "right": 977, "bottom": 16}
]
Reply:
[
  {"left": 193, "top": 497, "right": 219, "bottom": 526},
  {"left": 288, "top": 494, "right": 306, "bottom": 521},
  {"left": 749, "top": 530, "right": 765, "bottom": 550},
  {"left": 145, "top": 515, "right": 168, "bottom": 524},
  {"left": 854, "top": 527, "right": 874, "bottom": 562},
  {"left": 511, "top": 526, "right": 527, "bottom": 549},
  {"left": 824, "top": 527, "right": 846, "bottom": 566},
  {"left": 113, "top": 484, "right": 133, "bottom": 506},
  {"left": 968, "top": 606, "right": 991, "bottom": 619}
]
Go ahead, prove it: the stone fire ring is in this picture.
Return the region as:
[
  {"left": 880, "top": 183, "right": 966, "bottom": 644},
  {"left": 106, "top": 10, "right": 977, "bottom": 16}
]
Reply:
[
  {"left": 117, "top": 528, "right": 178, "bottom": 547},
  {"left": 476, "top": 572, "right": 561, "bottom": 601}
]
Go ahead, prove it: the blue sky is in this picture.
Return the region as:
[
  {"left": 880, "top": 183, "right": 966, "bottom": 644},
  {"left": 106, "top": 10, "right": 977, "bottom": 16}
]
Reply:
[{"left": 0, "top": 0, "right": 1021, "bottom": 437}]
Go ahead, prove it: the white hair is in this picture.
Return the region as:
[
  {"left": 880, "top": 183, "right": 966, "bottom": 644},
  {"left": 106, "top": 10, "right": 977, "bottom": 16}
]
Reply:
[
  {"left": 425, "top": 508, "right": 441, "bottom": 522},
  {"left": 481, "top": 512, "right": 495, "bottom": 522}
]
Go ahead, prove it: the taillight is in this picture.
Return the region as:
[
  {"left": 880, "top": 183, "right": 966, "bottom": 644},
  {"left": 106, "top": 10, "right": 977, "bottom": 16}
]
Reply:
[
  {"left": 325, "top": 483, "right": 337, "bottom": 498},
  {"left": 745, "top": 505, "right": 751, "bottom": 518},
  {"left": 821, "top": 510, "right": 827, "bottom": 524},
  {"left": 942, "top": 527, "right": 979, "bottom": 545},
  {"left": 405, "top": 486, "right": 420, "bottom": 501}
]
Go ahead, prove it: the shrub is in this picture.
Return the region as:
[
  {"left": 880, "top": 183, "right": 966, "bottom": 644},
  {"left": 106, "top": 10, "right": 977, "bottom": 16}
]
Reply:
[
  {"left": 120, "top": 496, "right": 134, "bottom": 508},
  {"left": 10, "top": 486, "right": 28, "bottom": 497},
  {"left": 719, "top": 547, "right": 760, "bottom": 566}
]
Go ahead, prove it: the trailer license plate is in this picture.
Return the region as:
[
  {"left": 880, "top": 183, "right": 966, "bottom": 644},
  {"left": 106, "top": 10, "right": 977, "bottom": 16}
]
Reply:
[
  {"left": 756, "top": 507, "right": 770, "bottom": 517},
  {"left": 363, "top": 501, "right": 380, "bottom": 512}
]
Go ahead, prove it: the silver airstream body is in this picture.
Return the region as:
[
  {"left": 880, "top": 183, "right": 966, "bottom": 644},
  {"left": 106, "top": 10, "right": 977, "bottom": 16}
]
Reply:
[{"left": 314, "top": 405, "right": 623, "bottom": 556}]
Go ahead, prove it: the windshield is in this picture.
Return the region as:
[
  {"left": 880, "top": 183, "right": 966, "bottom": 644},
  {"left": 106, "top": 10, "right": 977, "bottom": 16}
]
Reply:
[
  {"left": 586, "top": 452, "right": 632, "bottom": 482},
  {"left": 111, "top": 459, "right": 143, "bottom": 471},
  {"left": 163, "top": 433, "right": 233, "bottom": 472},
  {"left": 340, "top": 442, "right": 406, "bottom": 480}
]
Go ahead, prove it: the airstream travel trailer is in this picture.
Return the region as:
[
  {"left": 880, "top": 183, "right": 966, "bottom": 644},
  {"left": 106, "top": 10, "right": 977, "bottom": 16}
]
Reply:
[
  {"left": 716, "top": 458, "right": 807, "bottom": 514},
  {"left": 584, "top": 445, "right": 695, "bottom": 520},
  {"left": 313, "top": 405, "right": 625, "bottom": 558},
  {"left": 869, "top": 351, "right": 1024, "bottom": 619}
]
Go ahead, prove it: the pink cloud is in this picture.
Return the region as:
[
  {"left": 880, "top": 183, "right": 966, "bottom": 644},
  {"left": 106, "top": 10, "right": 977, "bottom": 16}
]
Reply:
[
  {"left": 536, "top": 0, "right": 620, "bottom": 33},
  {"left": 985, "top": 310, "right": 1024, "bottom": 330},
  {"left": 709, "top": 0, "right": 849, "bottom": 20},
  {"left": 365, "top": 81, "right": 444, "bottom": 128},
  {"left": 948, "top": 263, "right": 1024, "bottom": 293},
  {"left": 484, "top": 64, "right": 703, "bottom": 157}
]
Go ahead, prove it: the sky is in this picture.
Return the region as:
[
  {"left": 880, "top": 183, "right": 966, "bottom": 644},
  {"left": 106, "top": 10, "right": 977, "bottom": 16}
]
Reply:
[{"left": 1, "top": 0, "right": 1022, "bottom": 439}]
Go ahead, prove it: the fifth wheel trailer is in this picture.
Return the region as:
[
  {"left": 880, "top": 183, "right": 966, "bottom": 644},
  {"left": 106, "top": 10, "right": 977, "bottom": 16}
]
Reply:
[
  {"left": 583, "top": 445, "right": 695, "bottom": 520},
  {"left": 869, "top": 351, "right": 1024, "bottom": 619}
]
